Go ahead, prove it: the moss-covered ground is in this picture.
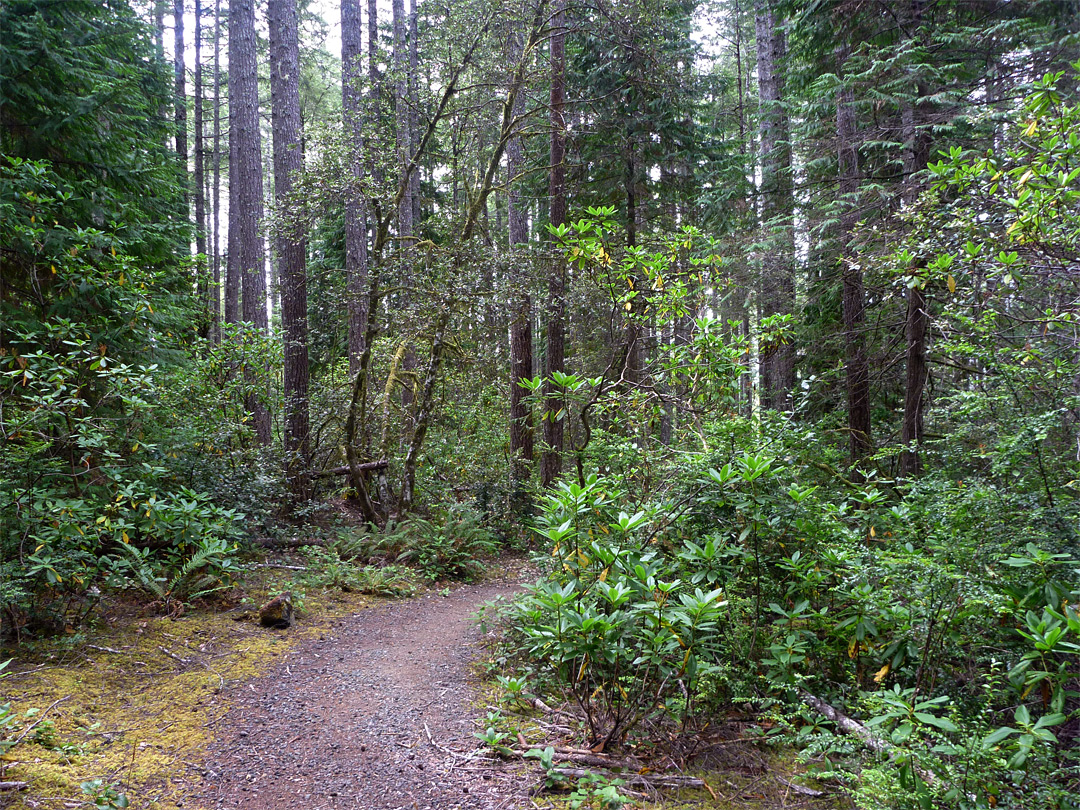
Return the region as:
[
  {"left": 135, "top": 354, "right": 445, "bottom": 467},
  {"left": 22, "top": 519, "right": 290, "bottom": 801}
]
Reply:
[{"left": 0, "top": 579, "right": 376, "bottom": 809}]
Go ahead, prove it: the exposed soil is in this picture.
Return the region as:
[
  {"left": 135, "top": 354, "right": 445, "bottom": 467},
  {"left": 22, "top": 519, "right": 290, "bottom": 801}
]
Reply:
[{"left": 185, "top": 578, "right": 535, "bottom": 810}]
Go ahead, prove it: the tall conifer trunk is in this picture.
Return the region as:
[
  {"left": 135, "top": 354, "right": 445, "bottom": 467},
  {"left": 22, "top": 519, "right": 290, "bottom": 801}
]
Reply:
[
  {"left": 343, "top": 0, "right": 369, "bottom": 373},
  {"left": 193, "top": 0, "right": 208, "bottom": 333},
  {"left": 229, "top": 0, "right": 270, "bottom": 443},
  {"left": 174, "top": 0, "right": 188, "bottom": 214},
  {"left": 540, "top": 0, "right": 567, "bottom": 488},
  {"left": 210, "top": 0, "right": 222, "bottom": 340},
  {"left": 270, "top": 0, "right": 310, "bottom": 492},
  {"left": 507, "top": 32, "right": 533, "bottom": 485},
  {"left": 836, "top": 59, "right": 871, "bottom": 470},
  {"left": 754, "top": 0, "right": 794, "bottom": 410},
  {"left": 899, "top": 0, "right": 931, "bottom": 479}
]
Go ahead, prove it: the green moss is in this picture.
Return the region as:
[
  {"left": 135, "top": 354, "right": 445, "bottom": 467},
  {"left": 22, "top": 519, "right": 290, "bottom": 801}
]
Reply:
[{"left": 1, "top": 586, "right": 376, "bottom": 808}]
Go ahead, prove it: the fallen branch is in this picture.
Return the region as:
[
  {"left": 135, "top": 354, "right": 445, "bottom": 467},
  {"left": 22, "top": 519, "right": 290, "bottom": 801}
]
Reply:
[
  {"left": 800, "top": 689, "right": 938, "bottom": 786},
  {"left": 0, "top": 781, "right": 29, "bottom": 791},
  {"left": 12, "top": 696, "right": 70, "bottom": 746},
  {"left": 250, "top": 563, "right": 308, "bottom": 571},
  {"left": 528, "top": 696, "right": 577, "bottom": 721},
  {"left": 87, "top": 644, "right": 123, "bottom": 654},
  {"left": 778, "top": 776, "right": 824, "bottom": 797},
  {"left": 312, "top": 460, "right": 389, "bottom": 479},
  {"left": 158, "top": 646, "right": 190, "bottom": 666}
]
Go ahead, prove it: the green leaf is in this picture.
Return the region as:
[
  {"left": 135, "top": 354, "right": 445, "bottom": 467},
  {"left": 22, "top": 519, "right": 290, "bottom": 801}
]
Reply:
[
  {"left": 982, "top": 726, "right": 1017, "bottom": 747},
  {"left": 914, "top": 712, "right": 958, "bottom": 732}
]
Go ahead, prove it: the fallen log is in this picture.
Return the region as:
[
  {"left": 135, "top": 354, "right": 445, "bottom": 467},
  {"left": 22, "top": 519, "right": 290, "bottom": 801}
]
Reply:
[
  {"left": 312, "top": 460, "right": 389, "bottom": 479},
  {"left": 799, "top": 689, "right": 938, "bottom": 786}
]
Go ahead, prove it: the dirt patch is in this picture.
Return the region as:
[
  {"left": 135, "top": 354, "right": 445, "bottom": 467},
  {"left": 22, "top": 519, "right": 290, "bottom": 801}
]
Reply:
[{"left": 183, "top": 579, "right": 535, "bottom": 810}]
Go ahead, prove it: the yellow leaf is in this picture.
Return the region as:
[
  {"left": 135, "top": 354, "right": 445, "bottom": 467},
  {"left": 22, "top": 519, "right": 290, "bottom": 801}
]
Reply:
[
  {"left": 578, "top": 550, "right": 590, "bottom": 567},
  {"left": 1023, "top": 118, "right": 1038, "bottom": 136},
  {"left": 577, "top": 656, "right": 589, "bottom": 682},
  {"left": 624, "top": 302, "right": 632, "bottom": 311},
  {"left": 599, "top": 567, "right": 609, "bottom": 582},
  {"left": 870, "top": 526, "right": 876, "bottom": 538},
  {"left": 50, "top": 264, "right": 56, "bottom": 274},
  {"left": 947, "top": 274, "right": 956, "bottom": 293},
  {"left": 111, "top": 246, "right": 116, "bottom": 257},
  {"left": 122, "top": 531, "right": 130, "bottom": 544},
  {"left": 1018, "top": 169, "right": 1034, "bottom": 186},
  {"left": 848, "top": 638, "right": 859, "bottom": 659},
  {"left": 873, "top": 663, "right": 890, "bottom": 683}
]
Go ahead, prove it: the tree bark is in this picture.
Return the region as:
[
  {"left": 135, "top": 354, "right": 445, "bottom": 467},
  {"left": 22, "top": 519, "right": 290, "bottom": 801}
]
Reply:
[
  {"left": 540, "top": 0, "right": 567, "bottom": 488},
  {"left": 508, "top": 34, "right": 534, "bottom": 484},
  {"left": 194, "top": 0, "right": 208, "bottom": 335},
  {"left": 754, "top": 0, "right": 794, "bottom": 411},
  {"left": 210, "top": 0, "right": 222, "bottom": 340},
  {"left": 409, "top": 0, "right": 421, "bottom": 230},
  {"left": 174, "top": 0, "right": 188, "bottom": 212},
  {"left": 270, "top": 0, "right": 310, "bottom": 492},
  {"left": 899, "top": 0, "right": 931, "bottom": 479},
  {"left": 836, "top": 60, "right": 871, "bottom": 469},
  {"left": 343, "top": 0, "right": 369, "bottom": 374},
  {"left": 155, "top": 0, "right": 166, "bottom": 58},
  {"left": 229, "top": 0, "right": 270, "bottom": 443},
  {"left": 393, "top": 0, "right": 413, "bottom": 243}
]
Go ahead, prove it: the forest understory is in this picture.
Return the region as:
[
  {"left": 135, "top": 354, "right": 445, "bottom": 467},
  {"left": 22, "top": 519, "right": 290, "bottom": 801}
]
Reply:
[{"left": 2, "top": 0, "right": 1078, "bottom": 808}]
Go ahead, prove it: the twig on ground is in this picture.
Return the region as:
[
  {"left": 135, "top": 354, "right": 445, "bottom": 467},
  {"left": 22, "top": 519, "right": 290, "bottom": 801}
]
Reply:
[
  {"left": 158, "top": 646, "right": 189, "bottom": 665},
  {"left": 13, "top": 695, "right": 71, "bottom": 746},
  {"left": 777, "top": 776, "right": 824, "bottom": 797},
  {"left": 87, "top": 644, "right": 123, "bottom": 654}
]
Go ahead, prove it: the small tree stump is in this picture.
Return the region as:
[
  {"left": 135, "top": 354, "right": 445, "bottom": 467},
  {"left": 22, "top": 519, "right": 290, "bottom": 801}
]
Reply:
[{"left": 259, "top": 592, "right": 294, "bottom": 629}]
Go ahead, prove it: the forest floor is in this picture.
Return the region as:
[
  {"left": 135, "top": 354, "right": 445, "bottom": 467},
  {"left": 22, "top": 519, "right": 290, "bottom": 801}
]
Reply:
[
  {"left": 183, "top": 577, "right": 536, "bottom": 810},
  {"left": 2, "top": 556, "right": 837, "bottom": 810}
]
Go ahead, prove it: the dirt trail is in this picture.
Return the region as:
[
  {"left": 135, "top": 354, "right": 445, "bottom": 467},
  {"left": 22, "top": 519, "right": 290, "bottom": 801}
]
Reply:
[{"left": 189, "top": 580, "right": 534, "bottom": 810}]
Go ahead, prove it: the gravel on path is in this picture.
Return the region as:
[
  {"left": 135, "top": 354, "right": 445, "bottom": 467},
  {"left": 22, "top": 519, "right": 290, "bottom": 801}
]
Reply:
[{"left": 189, "top": 580, "right": 535, "bottom": 810}]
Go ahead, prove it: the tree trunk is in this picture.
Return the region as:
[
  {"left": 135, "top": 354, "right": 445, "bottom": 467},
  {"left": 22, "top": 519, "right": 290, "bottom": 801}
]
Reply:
[
  {"left": 270, "top": 0, "right": 311, "bottom": 493},
  {"left": 507, "top": 32, "right": 534, "bottom": 485},
  {"left": 229, "top": 0, "right": 270, "bottom": 443},
  {"left": 393, "top": 0, "right": 413, "bottom": 243},
  {"left": 754, "top": 0, "right": 794, "bottom": 411},
  {"left": 899, "top": 0, "right": 931, "bottom": 478},
  {"left": 540, "top": 0, "right": 567, "bottom": 488},
  {"left": 193, "top": 0, "right": 208, "bottom": 336},
  {"left": 155, "top": 0, "right": 166, "bottom": 57},
  {"left": 174, "top": 0, "right": 189, "bottom": 214},
  {"left": 623, "top": 145, "right": 644, "bottom": 386},
  {"left": 409, "top": 0, "right": 421, "bottom": 230},
  {"left": 343, "top": 0, "right": 369, "bottom": 374},
  {"left": 836, "top": 61, "right": 871, "bottom": 469},
  {"left": 210, "top": 0, "right": 222, "bottom": 341}
]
